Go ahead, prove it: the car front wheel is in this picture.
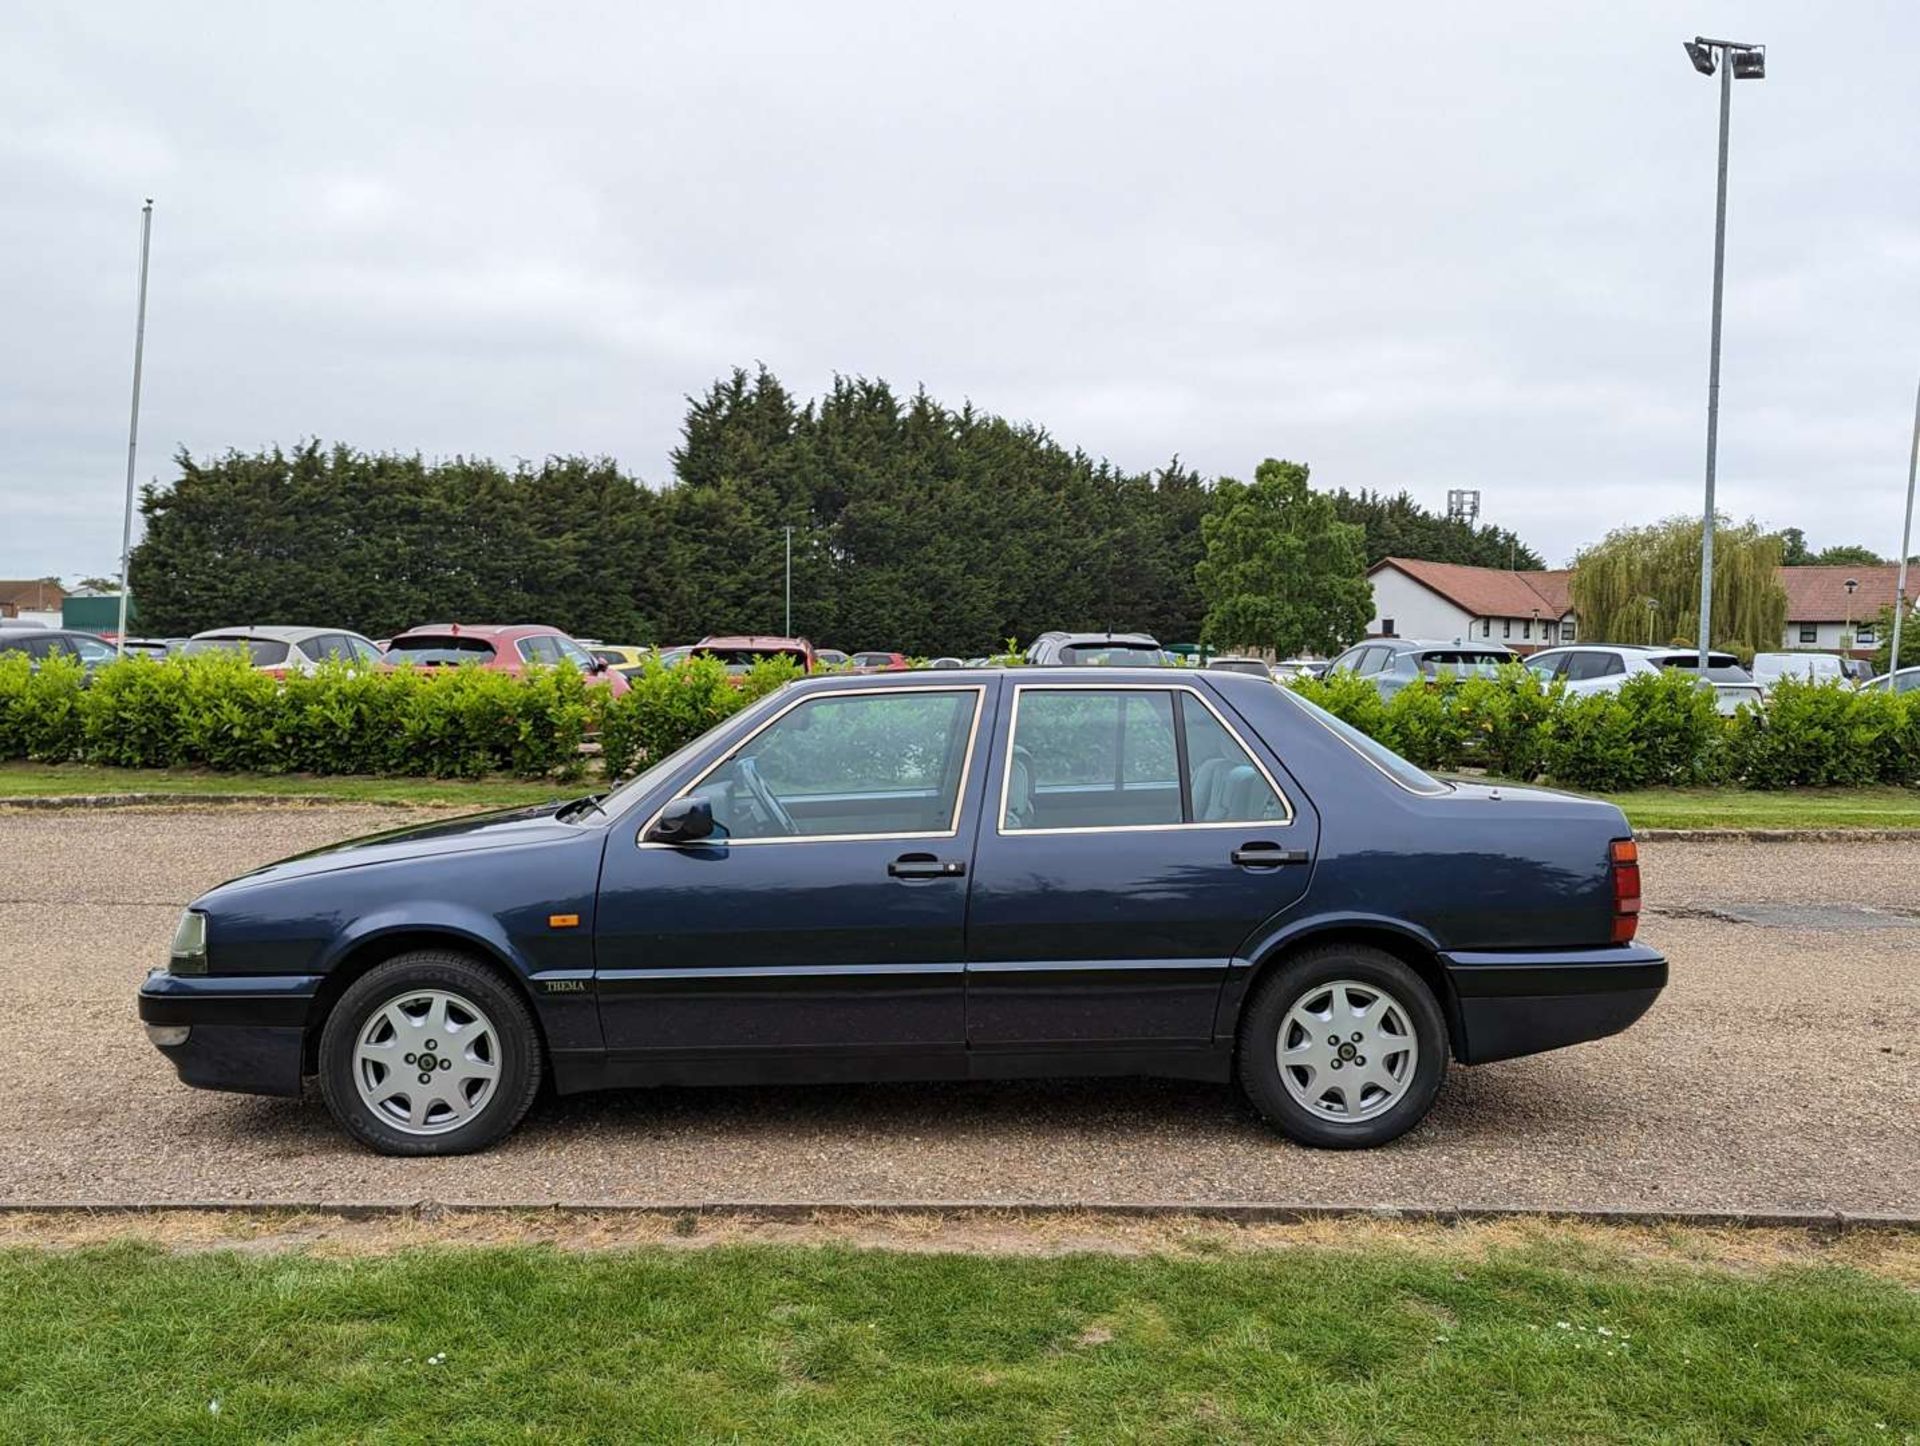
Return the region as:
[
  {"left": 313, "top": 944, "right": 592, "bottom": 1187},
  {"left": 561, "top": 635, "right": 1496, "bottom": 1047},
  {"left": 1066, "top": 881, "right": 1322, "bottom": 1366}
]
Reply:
[
  {"left": 1237, "top": 944, "right": 1447, "bottom": 1149},
  {"left": 318, "top": 951, "right": 543, "bottom": 1156}
]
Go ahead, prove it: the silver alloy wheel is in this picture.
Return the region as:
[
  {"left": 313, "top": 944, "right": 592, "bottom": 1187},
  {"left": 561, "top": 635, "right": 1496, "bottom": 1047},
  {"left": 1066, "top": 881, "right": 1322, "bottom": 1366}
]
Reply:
[
  {"left": 352, "top": 988, "right": 502, "bottom": 1136},
  {"left": 1276, "top": 978, "right": 1419, "bottom": 1122}
]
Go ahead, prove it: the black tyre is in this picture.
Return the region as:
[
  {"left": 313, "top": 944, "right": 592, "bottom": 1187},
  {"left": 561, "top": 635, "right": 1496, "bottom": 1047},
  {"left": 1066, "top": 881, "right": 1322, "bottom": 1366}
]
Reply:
[
  {"left": 1236, "top": 944, "right": 1448, "bottom": 1149},
  {"left": 318, "top": 950, "right": 543, "bottom": 1156}
]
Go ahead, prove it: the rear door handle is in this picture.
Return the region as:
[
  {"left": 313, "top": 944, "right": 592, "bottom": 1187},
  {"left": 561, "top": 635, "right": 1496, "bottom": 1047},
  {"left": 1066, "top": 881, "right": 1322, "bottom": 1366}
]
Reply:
[
  {"left": 889, "top": 853, "right": 967, "bottom": 879},
  {"left": 1232, "top": 842, "right": 1310, "bottom": 868}
]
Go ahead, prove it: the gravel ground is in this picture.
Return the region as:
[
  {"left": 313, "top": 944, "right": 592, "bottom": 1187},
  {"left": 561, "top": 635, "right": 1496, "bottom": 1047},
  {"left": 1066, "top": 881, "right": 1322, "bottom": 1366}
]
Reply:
[{"left": 1, "top": 806, "right": 1914, "bottom": 1214}]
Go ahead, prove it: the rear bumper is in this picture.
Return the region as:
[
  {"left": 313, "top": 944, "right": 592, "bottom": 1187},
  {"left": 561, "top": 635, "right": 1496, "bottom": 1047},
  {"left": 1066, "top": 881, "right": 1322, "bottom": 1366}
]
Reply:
[
  {"left": 1441, "top": 943, "right": 1667, "bottom": 1065},
  {"left": 137, "top": 971, "right": 321, "bottom": 1097}
]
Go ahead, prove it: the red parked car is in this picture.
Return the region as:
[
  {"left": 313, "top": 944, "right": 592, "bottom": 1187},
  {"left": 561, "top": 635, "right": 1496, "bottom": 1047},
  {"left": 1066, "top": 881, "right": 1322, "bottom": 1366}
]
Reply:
[
  {"left": 383, "top": 624, "right": 630, "bottom": 695},
  {"left": 691, "top": 635, "right": 814, "bottom": 679},
  {"left": 849, "top": 650, "right": 910, "bottom": 673}
]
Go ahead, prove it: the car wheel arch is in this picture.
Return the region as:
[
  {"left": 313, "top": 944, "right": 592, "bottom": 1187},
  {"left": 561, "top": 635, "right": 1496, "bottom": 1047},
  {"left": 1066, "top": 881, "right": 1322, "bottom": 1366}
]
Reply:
[
  {"left": 300, "top": 929, "right": 550, "bottom": 1076},
  {"left": 1229, "top": 924, "right": 1464, "bottom": 1063}
]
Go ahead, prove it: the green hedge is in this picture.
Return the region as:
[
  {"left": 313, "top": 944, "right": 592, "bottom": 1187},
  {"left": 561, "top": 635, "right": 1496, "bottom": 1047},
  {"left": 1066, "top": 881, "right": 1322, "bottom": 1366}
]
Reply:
[
  {"left": 1288, "top": 667, "right": 1920, "bottom": 793},
  {"left": 0, "top": 653, "right": 595, "bottom": 781}
]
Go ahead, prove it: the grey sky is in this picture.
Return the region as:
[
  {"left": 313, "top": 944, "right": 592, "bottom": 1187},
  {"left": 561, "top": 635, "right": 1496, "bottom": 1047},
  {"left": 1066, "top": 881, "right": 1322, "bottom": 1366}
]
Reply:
[{"left": 4, "top": 1, "right": 1916, "bottom": 581}]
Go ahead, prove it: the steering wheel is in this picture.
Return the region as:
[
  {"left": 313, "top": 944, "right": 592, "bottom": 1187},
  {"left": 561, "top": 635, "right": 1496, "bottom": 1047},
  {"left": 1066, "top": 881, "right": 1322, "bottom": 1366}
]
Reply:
[{"left": 736, "top": 756, "right": 798, "bottom": 836}]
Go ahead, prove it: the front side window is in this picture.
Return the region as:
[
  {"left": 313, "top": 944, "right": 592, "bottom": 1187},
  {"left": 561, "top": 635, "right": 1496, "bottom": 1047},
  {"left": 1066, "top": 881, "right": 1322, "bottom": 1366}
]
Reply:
[
  {"left": 1003, "top": 688, "right": 1284, "bottom": 832},
  {"left": 516, "top": 636, "right": 562, "bottom": 664},
  {"left": 690, "top": 688, "right": 979, "bottom": 842}
]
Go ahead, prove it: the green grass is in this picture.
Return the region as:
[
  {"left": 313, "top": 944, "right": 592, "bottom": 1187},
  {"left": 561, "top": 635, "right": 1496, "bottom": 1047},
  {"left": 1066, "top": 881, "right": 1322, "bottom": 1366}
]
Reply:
[
  {"left": 0, "top": 761, "right": 566, "bottom": 808},
  {"left": 1590, "top": 784, "right": 1920, "bottom": 831},
  {"left": 0, "top": 1240, "right": 1913, "bottom": 1442}
]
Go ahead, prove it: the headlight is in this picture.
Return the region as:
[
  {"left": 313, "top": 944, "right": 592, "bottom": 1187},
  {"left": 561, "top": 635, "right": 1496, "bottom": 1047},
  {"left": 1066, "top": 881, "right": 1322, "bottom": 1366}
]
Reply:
[{"left": 169, "top": 909, "right": 209, "bottom": 975}]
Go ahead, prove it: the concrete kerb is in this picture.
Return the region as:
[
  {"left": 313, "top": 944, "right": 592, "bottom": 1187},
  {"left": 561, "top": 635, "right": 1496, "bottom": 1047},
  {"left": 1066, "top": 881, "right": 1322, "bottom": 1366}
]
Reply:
[{"left": 0, "top": 1199, "right": 1914, "bottom": 1231}]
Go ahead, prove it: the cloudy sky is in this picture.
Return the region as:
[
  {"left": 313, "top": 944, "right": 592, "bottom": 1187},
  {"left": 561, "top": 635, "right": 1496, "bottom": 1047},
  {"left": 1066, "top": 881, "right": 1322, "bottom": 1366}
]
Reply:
[{"left": 4, "top": 1, "right": 1916, "bottom": 582}]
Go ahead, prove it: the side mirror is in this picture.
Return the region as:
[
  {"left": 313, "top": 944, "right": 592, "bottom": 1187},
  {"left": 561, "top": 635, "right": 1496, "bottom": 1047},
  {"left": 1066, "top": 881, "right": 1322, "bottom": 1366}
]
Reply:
[
  {"left": 646, "top": 796, "right": 714, "bottom": 845},
  {"left": 588, "top": 656, "right": 608, "bottom": 674}
]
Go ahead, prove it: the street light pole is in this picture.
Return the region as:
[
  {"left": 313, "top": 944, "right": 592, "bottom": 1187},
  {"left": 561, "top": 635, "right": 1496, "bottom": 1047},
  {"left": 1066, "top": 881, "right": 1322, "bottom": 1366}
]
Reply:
[
  {"left": 783, "top": 526, "right": 793, "bottom": 636},
  {"left": 115, "top": 199, "right": 155, "bottom": 656},
  {"left": 1684, "top": 38, "right": 1764, "bottom": 675},
  {"left": 1892, "top": 376, "right": 1919, "bottom": 674}
]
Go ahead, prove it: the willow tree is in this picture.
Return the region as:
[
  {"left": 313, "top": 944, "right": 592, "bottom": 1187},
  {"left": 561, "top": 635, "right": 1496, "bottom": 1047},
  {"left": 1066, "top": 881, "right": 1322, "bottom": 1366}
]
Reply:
[{"left": 1569, "top": 516, "right": 1786, "bottom": 653}]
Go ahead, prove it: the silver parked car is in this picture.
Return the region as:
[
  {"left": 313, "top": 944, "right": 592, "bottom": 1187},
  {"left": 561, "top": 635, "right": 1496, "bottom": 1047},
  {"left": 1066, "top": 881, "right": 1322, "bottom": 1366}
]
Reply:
[
  {"left": 1326, "top": 639, "right": 1518, "bottom": 700},
  {"left": 1025, "top": 631, "right": 1173, "bottom": 666},
  {"left": 1750, "top": 651, "right": 1851, "bottom": 691},
  {"left": 180, "top": 626, "right": 383, "bottom": 672},
  {"left": 1525, "top": 645, "right": 1763, "bottom": 715},
  {"left": 1861, "top": 665, "right": 1920, "bottom": 695}
]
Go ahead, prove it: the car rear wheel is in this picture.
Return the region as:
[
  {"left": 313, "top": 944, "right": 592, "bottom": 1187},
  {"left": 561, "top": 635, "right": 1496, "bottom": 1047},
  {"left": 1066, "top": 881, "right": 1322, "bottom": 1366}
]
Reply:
[
  {"left": 1237, "top": 944, "right": 1447, "bottom": 1149},
  {"left": 318, "top": 951, "right": 542, "bottom": 1156}
]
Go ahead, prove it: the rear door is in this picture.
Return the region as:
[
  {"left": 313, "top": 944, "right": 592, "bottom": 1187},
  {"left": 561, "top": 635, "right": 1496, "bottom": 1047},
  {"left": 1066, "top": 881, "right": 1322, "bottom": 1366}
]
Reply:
[
  {"left": 965, "top": 680, "right": 1318, "bottom": 1063},
  {"left": 593, "top": 680, "right": 995, "bottom": 1073}
]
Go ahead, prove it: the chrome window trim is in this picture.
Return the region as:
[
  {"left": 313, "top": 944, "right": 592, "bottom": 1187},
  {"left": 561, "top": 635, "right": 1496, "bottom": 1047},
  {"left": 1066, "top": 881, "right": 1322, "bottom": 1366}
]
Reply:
[
  {"left": 996, "top": 680, "right": 1294, "bottom": 836},
  {"left": 637, "top": 683, "right": 988, "bottom": 849}
]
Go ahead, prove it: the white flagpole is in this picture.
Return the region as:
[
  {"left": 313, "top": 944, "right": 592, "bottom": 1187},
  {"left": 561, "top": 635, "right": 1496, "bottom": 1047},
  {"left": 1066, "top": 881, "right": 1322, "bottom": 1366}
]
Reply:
[{"left": 115, "top": 199, "right": 154, "bottom": 654}]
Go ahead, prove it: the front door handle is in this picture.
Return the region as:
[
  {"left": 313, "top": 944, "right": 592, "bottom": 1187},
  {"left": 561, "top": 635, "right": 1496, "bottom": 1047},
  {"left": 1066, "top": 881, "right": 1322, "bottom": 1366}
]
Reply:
[
  {"left": 889, "top": 853, "right": 967, "bottom": 880},
  {"left": 1232, "top": 842, "right": 1310, "bottom": 868}
]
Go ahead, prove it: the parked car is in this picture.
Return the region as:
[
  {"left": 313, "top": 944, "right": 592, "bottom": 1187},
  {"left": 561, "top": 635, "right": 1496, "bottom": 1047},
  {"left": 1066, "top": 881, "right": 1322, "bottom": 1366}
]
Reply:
[
  {"left": 1750, "top": 651, "right": 1850, "bottom": 691},
  {"left": 1862, "top": 666, "right": 1920, "bottom": 695},
  {"left": 1026, "top": 631, "right": 1172, "bottom": 666},
  {"left": 120, "top": 637, "right": 174, "bottom": 658},
  {"left": 690, "top": 635, "right": 814, "bottom": 675},
  {"left": 140, "top": 667, "right": 1663, "bottom": 1156},
  {"left": 1206, "top": 656, "right": 1273, "bottom": 679},
  {"left": 849, "top": 650, "right": 910, "bottom": 673},
  {"left": 384, "top": 624, "right": 629, "bottom": 695},
  {"left": 180, "top": 626, "right": 383, "bottom": 675},
  {"left": 1525, "top": 645, "right": 1763, "bottom": 715},
  {"left": 1272, "top": 658, "right": 1328, "bottom": 682},
  {"left": 1841, "top": 657, "right": 1877, "bottom": 684},
  {"left": 1328, "top": 639, "right": 1518, "bottom": 700},
  {"left": 923, "top": 657, "right": 967, "bottom": 670},
  {"left": 0, "top": 627, "right": 117, "bottom": 672},
  {"left": 813, "top": 648, "right": 851, "bottom": 670}
]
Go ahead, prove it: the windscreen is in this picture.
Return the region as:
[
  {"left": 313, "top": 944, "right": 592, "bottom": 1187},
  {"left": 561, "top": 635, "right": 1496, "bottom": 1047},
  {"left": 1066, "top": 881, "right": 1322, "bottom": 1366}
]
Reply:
[
  {"left": 1058, "top": 642, "right": 1170, "bottom": 666},
  {"left": 1416, "top": 650, "right": 1509, "bottom": 679},
  {"left": 695, "top": 646, "right": 806, "bottom": 675},
  {"left": 179, "top": 637, "right": 291, "bottom": 666},
  {"left": 1653, "top": 653, "right": 1752, "bottom": 683},
  {"left": 385, "top": 636, "right": 498, "bottom": 665},
  {"left": 1282, "top": 687, "right": 1451, "bottom": 795}
]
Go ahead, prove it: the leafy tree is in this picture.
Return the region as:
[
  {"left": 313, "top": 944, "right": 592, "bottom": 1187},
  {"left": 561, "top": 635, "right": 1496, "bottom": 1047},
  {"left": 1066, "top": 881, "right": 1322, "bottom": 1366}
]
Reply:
[
  {"left": 1326, "top": 488, "right": 1544, "bottom": 570},
  {"left": 1810, "top": 543, "right": 1887, "bottom": 567},
  {"left": 1568, "top": 516, "right": 1787, "bottom": 654},
  {"left": 1775, "top": 528, "right": 1810, "bottom": 565},
  {"left": 1195, "top": 460, "right": 1372, "bottom": 655},
  {"left": 1869, "top": 603, "right": 1920, "bottom": 674},
  {"left": 77, "top": 576, "right": 118, "bottom": 593}
]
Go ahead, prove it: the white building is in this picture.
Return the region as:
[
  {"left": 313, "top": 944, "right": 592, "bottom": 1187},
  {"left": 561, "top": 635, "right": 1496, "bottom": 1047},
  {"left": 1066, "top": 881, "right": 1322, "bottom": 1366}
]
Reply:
[
  {"left": 1365, "top": 558, "right": 1576, "bottom": 655},
  {"left": 1778, "top": 565, "right": 1902, "bottom": 656}
]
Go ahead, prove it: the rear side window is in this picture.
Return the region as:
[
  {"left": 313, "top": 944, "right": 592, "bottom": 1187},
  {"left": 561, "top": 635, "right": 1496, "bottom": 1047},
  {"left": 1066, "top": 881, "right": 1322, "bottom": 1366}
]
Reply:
[
  {"left": 1281, "top": 688, "right": 1450, "bottom": 796},
  {"left": 1564, "top": 652, "right": 1624, "bottom": 682},
  {"left": 387, "top": 636, "right": 498, "bottom": 665},
  {"left": 1003, "top": 687, "right": 1285, "bottom": 832}
]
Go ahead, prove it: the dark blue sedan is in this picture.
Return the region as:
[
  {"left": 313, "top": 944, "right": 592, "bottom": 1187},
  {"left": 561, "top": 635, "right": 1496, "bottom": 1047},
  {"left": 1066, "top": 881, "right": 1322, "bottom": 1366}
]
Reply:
[{"left": 139, "top": 669, "right": 1665, "bottom": 1155}]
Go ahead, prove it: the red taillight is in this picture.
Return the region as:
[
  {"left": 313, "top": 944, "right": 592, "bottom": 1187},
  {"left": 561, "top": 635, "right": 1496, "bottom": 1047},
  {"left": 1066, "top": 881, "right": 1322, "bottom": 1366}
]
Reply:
[{"left": 1610, "top": 838, "right": 1641, "bottom": 943}]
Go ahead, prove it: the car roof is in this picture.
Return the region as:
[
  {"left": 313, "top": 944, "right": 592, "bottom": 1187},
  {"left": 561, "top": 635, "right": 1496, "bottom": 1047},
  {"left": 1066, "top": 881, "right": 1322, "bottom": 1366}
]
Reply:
[
  {"left": 1046, "top": 632, "right": 1161, "bottom": 646},
  {"left": 0, "top": 627, "right": 98, "bottom": 641},
  {"left": 696, "top": 635, "right": 811, "bottom": 649},
  {"left": 389, "top": 624, "right": 562, "bottom": 641},
  {"left": 189, "top": 626, "right": 358, "bottom": 644},
  {"left": 782, "top": 665, "right": 1264, "bottom": 691},
  {"left": 1378, "top": 639, "right": 1515, "bottom": 652}
]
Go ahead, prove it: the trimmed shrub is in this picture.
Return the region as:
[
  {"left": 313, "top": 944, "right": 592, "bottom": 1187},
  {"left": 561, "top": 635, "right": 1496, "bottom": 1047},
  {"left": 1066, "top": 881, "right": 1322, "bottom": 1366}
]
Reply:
[
  {"left": 1728, "top": 678, "right": 1896, "bottom": 790},
  {"left": 0, "top": 653, "right": 88, "bottom": 762},
  {"left": 1451, "top": 667, "right": 1559, "bottom": 783}
]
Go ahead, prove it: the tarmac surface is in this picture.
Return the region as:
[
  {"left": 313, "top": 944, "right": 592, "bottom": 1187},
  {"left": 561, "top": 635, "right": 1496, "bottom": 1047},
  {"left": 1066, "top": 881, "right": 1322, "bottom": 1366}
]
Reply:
[{"left": 1, "top": 805, "right": 1914, "bottom": 1215}]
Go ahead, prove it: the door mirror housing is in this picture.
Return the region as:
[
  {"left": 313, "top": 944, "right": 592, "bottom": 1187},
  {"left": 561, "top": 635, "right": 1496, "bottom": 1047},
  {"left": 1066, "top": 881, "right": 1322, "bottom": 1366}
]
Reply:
[{"left": 646, "top": 796, "right": 714, "bottom": 845}]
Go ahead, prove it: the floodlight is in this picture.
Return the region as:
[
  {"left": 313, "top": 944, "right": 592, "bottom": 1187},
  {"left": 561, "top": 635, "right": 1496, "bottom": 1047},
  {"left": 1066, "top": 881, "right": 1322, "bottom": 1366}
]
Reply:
[
  {"left": 1684, "top": 40, "right": 1716, "bottom": 76},
  {"left": 1730, "top": 46, "right": 1765, "bottom": 80}
]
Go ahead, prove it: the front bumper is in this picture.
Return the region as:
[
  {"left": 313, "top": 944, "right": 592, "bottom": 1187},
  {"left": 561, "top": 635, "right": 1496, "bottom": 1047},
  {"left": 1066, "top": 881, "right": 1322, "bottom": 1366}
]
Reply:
[
  {"left": 1441, "top": 943, "right": 1667, "bottom": 1065},
  {"left": 137, "top": 971, "right": 322, "bottom": 1097}
]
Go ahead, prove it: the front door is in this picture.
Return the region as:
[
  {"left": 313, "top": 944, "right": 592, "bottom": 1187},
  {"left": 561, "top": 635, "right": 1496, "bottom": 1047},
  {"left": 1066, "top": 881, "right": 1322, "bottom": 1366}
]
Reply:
[
  {"left": 593, "top": 681, "right": 993, "bottom": 1079},
  {"left": 966, "top": 681, "right": 1317, "bottom": 1062}
]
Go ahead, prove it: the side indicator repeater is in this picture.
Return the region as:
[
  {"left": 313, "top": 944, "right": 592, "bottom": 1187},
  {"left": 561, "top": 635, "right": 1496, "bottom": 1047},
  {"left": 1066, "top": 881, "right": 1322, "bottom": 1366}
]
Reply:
[{"left": 549, "top": 913, "right": 580, "bottom": 929}]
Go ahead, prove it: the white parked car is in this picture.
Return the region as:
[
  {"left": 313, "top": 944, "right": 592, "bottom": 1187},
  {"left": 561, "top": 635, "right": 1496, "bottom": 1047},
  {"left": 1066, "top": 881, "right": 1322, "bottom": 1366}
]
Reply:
[
  {"left": 1861, "top": 666, "right": 1920, "bottom": 695},
  {"left": 1750, "top": 651, "right": 1851, "bottom": 691},
  {"left": 179, "top": 626, "right": 383, "bottom": 674},
  {"left": 1524, "top": 645, "right": 1764, "bottom": 715}
]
